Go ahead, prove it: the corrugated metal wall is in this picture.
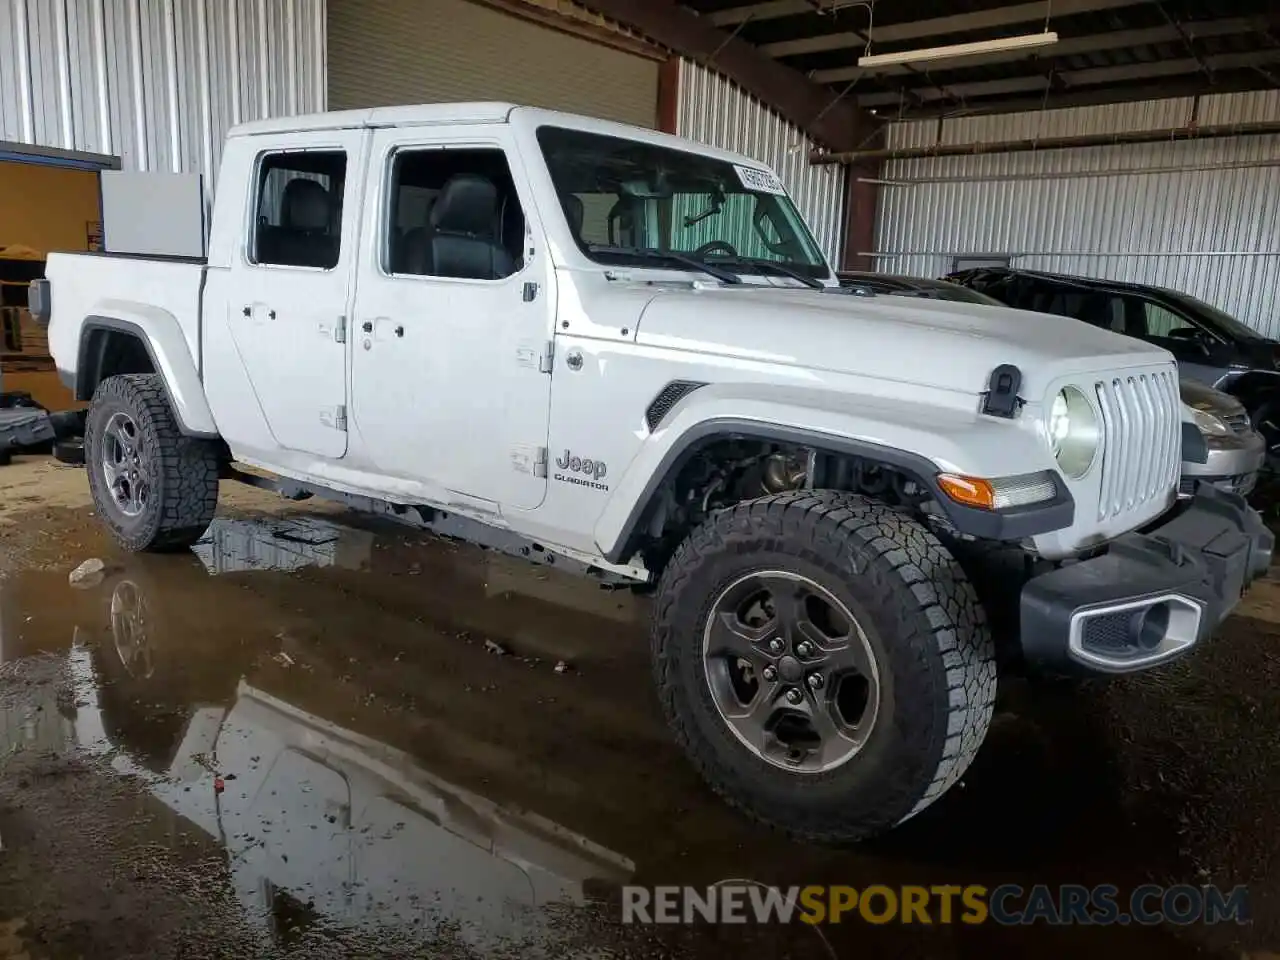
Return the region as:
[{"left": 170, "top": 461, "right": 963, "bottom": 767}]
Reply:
[
  {"left": 0, "top": 0, "right": 325, "bottom": 201},
  {"left": 875, "top": 90, "right": 1280, "bottom": 336},
  {"left": 327, "top": 0, "right": 659, "bottom": 128},
  {"left": 677, "top": 59, "right": 846, "bottom": 263}
]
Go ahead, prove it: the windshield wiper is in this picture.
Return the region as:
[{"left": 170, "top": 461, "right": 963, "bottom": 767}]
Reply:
[
  {"left": 708, "top": 255, "right": 824, "bottom": 289},
  {"left": 586, "top": 245, "right": 741, "bottom": 285}
]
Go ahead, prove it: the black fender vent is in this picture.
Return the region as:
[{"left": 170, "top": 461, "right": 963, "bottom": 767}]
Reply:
[{"left": 645, "top": 381, "right": 706, "bottom": 431}]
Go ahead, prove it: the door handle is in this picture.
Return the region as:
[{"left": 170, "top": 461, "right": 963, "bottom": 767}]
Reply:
[
  {"left": 394, "top": 324, "right": 404, "bottom": 338},
  {"left": 242, "top": 305, "right": 251, "bottom": 317},
  {"left": 362, "top": 321, "right": 373, "bottom": 333},
  {"left": 268, "top": 309, "right": 276, "bottom": 320}
]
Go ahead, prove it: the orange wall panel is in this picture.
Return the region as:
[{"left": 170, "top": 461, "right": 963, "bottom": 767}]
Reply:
[{"left": 0, "top": 161, "right": 101, "bottom": 257}]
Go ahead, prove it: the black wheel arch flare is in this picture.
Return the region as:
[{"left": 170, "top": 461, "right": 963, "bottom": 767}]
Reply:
[{"left": 604, "top": 419, "right": 1075, "bottom": 565}]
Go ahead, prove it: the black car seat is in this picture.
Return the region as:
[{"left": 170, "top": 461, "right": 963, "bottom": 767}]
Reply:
[
  {"left": 562, "top": 194, "right": 585, "bottom": 240},
  {"left": 498, "top": 193, "right": 525, "bottom": 271},
  {"left": 394, "top": 197, "right": 435, "bottom": 275},
  {"left": 607, "top": 196, "right": 642, "bottom": 247},
  {"left": 427, "top": 174, "right": 514, "bottom": 280},
  {"left": 277, "top": 178, "right": 336, "bottom": 268}
]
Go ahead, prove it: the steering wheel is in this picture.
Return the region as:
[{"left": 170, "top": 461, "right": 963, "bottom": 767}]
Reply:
[{"left": 694, "top": 240, "right": 738, "bottom": 258}]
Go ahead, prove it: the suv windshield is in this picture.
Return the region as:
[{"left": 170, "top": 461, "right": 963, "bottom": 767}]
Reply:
[
  {"left": 913, "top": 280, "right": 1005, "bottom": 306},
  {"left": 536, "top": 126, "right": 830, "bottom": 283}
]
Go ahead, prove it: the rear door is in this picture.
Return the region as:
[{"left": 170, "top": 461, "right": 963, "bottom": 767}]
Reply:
[{"left": 224, "top": 130, "right": 367, "bottom": 459}]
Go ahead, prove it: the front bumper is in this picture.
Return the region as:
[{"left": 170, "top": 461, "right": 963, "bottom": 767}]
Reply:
[
  {"left": 1020, "top": 485, "right": 1273, "bottom": 674},
  {"left": 1179, "top": 430, "right": 1265, "bottom": 498}
]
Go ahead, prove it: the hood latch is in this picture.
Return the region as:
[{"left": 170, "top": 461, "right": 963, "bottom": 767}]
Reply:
[{"left": 982, "top": 364, "right": 1024, "bottom": 419}]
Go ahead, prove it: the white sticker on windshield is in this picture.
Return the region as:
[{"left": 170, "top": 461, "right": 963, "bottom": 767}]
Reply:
[{"left": 734, "top": 163, "right": 786, "bottom": 195}]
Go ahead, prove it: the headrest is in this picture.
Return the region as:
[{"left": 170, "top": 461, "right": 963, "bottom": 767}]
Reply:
[
  {"left": 282, "top": 179, "right": 330, "bottom": 232},
  {"left": 431, "top": 174, "right": 499, "bottom": 237},
  {"left": 562, "top": 194, "right": 584, "bottom": 237}
]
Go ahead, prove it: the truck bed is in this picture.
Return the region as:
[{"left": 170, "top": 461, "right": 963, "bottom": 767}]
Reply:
[{"left": 45, "top": 251, "right": 207, "bottom": 386}]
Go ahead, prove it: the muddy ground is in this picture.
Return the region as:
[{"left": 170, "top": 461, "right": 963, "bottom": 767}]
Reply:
[{"left": 0, "top": 455, "right": 1276, "bottom": 959}]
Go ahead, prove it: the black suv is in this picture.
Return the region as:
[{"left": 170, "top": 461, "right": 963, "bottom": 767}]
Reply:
[
  {"left": 949, "top": 267, "right": 1280, "bottom": 454},
  {"left": 837, "top": 271, "right": 1006, "bottom": 306}
]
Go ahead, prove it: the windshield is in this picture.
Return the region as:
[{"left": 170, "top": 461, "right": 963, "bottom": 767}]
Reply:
[
  {"left": 1159, "top": 288, "right": 1265, "bottom": 342},
  {"left": 536, "top": 126, "right": 831, "bottom": 282},
  {"left": 906, "top": 280, "right": 1006, "bottom": 306}
]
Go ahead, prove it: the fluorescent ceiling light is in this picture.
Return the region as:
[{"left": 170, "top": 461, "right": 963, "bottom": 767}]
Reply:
[{"left": 857, "top": 31, "right": 1059, "bottom": 69}]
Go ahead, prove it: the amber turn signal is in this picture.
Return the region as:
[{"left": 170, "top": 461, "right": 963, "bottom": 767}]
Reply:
[{"left": 937, "top": 473, "right": 997, "bottom": 510}]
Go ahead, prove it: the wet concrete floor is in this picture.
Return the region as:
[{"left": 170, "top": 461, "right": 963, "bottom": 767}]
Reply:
[{"left": 0, "top": 499, "right": 1277, "bottom": 958}]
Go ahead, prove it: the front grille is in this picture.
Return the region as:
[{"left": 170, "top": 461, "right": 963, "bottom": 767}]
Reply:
[
  {"left": 1223, "top": 411, "right": 1253, "bottom": 436},
  {"left": 1095, "top": 369, "right": 1181, "bottom": 522}
]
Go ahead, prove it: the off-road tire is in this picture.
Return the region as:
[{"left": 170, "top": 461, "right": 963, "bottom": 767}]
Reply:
[
  {"left": 934, "top": 534, "right": 1041, "bottom": 670},
  {"left": 652, "top": 490, "right": 996, "bottom": 844},
  {"left": 936, "top": 534, "right": 1087, "bottom": 686},
  {"left": 86, "top": 374, "right": 218, "bottom": 552}
]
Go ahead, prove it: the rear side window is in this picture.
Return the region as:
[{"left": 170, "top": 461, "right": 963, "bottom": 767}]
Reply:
[{"left": 251, "top": 151, "right": 347, "bottom": 269}]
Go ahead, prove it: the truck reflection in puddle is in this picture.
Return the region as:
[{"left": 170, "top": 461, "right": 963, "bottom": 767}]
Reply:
[
  {"left": 59, "top": 559, "right": 635, "bottom": 950},
  {"left": 192, "top": 515, "right": 376, "bottom": 576}
]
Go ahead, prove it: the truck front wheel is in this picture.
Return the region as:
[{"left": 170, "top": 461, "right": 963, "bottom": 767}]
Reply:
[
  {"left": 85, "top": 374, "right": 219, "bottom": 552},
  {"left": 651, "top": 491, "right": 996, "bottom": 844}
]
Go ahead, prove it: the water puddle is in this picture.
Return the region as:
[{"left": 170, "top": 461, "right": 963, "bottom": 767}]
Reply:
[{"left": 0, "top": 509, "right": 1267, "bottom": 957}]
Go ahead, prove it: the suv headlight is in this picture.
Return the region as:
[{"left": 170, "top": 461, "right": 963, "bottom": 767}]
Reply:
[
  {"left": 1048, "top": 386, "right": 1101, "bottom": 479},
  {"left": 1189, "top": 405, "right": 1231, "bottom": 438}
]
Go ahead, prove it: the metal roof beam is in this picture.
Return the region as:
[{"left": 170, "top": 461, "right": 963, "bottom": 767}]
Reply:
[
  {"left": 856, "top": 47, "right": 1280, "bottom": 108},
  {"left": 882, "top": 75, "right": 1273, "bottom": 119},
  {"left": 810, "top": 18, "right": 1259, "bottom": 84},
  {"left": 859, "top": 76, "right": 1049, "bottom": 106},
  {"left": 575, "top": 0, "right": 875, "bottom": 150},
  {"left": 812, "top": 119, "right": 1280, "bottom": 163},
  {"left": 1065, "top": 47, "right": 1280, "bottom": 86},
  {"left": 761, "top": 0, "right": 1141, "bottom": 58},
  {"left": 707, "top": 1, "right": 813, "bottom": 26}
]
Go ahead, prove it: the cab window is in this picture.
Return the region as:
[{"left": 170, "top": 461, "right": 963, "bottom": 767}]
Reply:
[
  {"left": 251, "top": 151, "right": 347, "bottom": 269},
  {"left": 384, "top": 148, "right": 524, "bottom": 281}
]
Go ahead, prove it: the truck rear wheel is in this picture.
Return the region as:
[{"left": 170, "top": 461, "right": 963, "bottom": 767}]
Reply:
[
  {"left": 86, "top": 374, "right": 219, "bottom": 552},
  {"left": 651, "top": 491, "right": 996, "bottom": 844}
]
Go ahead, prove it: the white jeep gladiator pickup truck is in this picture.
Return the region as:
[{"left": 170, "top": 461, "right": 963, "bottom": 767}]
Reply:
[{"left": 31, "top": 103, "right": 1273, "bottom": 844}]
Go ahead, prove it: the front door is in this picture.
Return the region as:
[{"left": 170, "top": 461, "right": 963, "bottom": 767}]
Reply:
[
  {"left": 349, "top": 127, "right": 553, "bottom": 510},
  {"left": 225, "top": 130, "right": 366, "bottom": 459}
]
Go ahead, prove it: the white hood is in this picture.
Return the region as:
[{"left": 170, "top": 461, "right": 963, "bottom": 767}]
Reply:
[{"left": 633, "top": 286, "right": 1171, "bottom": 397}]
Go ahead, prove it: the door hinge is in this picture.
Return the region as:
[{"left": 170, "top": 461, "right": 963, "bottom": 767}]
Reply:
[
  {"left": 335, "top": 315, "right": 347, "bottom": 343},
  {"left": 321, "top": 404, "right": 348, "bottom": 431},
  {"left": 533, "top": 446, "right": 549, "bottom": 478},
  {"left": 538, "top": 340, "right": 555, "bottom": 374}
]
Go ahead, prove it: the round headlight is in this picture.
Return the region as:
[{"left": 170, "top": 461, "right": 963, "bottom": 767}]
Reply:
[{"left": 1048, "top": 386, "right": 1100, "bottom": 479}]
